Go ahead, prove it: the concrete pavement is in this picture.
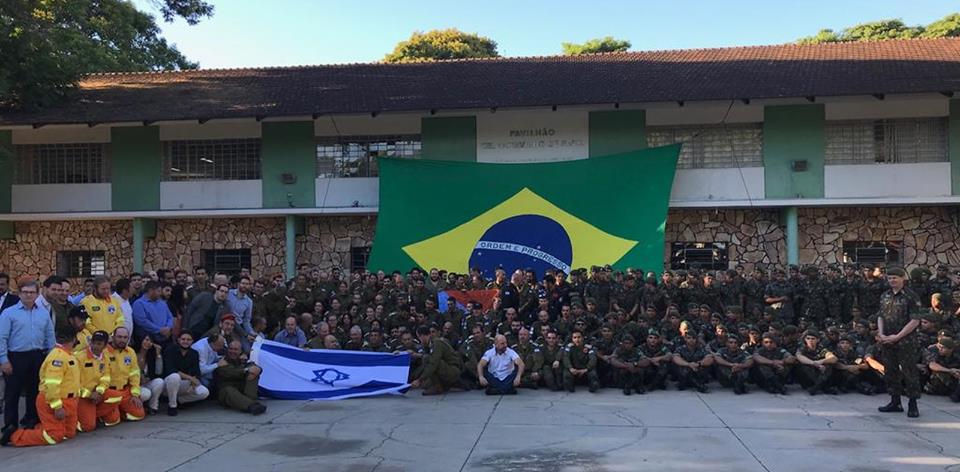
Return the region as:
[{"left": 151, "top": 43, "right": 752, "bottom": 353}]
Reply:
[{"left": 2, "top": 388, "right": 960, "bottom": 472}]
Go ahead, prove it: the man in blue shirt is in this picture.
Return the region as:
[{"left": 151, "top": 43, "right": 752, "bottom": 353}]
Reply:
[
  {"left": 273, "top": 316, "right": 306, "bottom": 348},
  {"left": 132, "top": 281, "right": 174, "bottom": 346},
  {"left": 227, "top": 276, "right": 254, "bottom": 338},
  {"left": 0, "top": 280, "right": 55, "bottom": 431}
]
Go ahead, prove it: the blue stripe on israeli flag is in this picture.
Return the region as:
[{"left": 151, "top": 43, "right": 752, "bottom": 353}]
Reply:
[{"left": 252, "top": 339, "right": 410, "bottom": 400}]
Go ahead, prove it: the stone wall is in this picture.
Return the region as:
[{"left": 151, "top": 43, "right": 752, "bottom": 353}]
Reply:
[
  {"left": 0, "top": 220, "right": 133, "bottom": 281},
  {"left": 798, "top": 206, "right": 960, "bottom": 268},
  {"left": 296, "top": 216, "right": 377, "bottom": 271},
  {"left": 664, "top": 209, "right": 787, "bottom": 270},
  {"left": 143, "top": 217, "right": 287, "bottom": 276}
]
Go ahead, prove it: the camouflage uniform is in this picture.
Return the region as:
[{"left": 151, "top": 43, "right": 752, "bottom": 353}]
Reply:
[
  {"left": 562, "top": 343, "right": 599, "bottom": 392},
  {"left": 878, "top": 288, "right": 923, "bottom": 399}
]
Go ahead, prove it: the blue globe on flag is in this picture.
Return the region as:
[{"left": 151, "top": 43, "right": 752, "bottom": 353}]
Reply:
[{"left": 468, "top": 214, "right": 573, "bottom": 279}]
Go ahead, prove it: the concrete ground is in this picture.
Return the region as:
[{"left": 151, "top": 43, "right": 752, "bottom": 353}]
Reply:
[{"left": 2, "top": 388, "right": 960, "bottom": 472}]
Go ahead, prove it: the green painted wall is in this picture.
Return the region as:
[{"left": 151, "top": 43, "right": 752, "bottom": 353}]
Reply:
[
  {"left": 262, "top": 121, "right": 316, "bottom": 208},
  {"left": 950, "top": 99, "right": 960, "bottom": 195},
  {"left": 421, "top": 116, "right": 476, "bottom": 161},
  {"left": 588, "top": 110, "right": 647, "bottom": 157},
  {"left": 763, "top": 104, "right": 825, "bottom": 199},
  {"left": 111, "top": 126, "right": 161, "bottom": 211}
]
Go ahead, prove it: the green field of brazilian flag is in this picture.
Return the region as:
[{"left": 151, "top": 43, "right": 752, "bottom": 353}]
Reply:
[{"left": 368, "top": 145, "right": 681, "bottom": 278}]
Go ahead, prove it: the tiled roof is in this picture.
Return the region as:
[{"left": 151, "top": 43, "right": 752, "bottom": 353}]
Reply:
[{"left": 4, "top": 38, "right": 960, "bottom": 126}]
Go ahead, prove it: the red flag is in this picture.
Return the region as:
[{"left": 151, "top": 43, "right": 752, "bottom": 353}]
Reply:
[{"left": 443, "top": 289, "right": 499, "bottom": 311}]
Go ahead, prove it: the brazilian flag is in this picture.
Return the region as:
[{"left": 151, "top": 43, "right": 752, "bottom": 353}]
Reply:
[{"left": 368, "top": 145, "right": 680, "bottom": 277}]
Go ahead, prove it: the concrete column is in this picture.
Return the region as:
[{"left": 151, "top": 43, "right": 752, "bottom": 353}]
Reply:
[
  {"left": 285, "top": 215, "right": 297, "bottom": 280},
  {"left": 132, "top": 218, "right": 155, "bottom": 273},
  {"left": 784, "top": 206, "right": 799, "bottom": 265}
]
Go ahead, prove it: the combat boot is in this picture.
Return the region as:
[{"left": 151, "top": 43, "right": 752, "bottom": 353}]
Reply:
[
  {"left": 907, "top": 398, "right": 919, "bottom": 418},
  {"left": 878, "top": 394, "right": 904, "bottom": 413}
]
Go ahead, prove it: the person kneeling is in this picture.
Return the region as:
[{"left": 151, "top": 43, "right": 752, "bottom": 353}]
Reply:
[
  {"left": 215, "top": 341, "right": 266, "bottom": 415},
  {"left": 478, "top": 335, "right": 523, "bottom": 395}
]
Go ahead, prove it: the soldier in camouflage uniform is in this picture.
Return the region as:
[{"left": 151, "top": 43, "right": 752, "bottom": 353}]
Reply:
[
  {"left": 460, "top": 324, "right": 493, "bottom": 389},
  {"left": 713, "top": 335, "right": 752, "bottom": 394},
  {"left": 925, "top": 338, "right": 960, "bottom": 402},
  {"left": 592, "top": 324, "right": 619, "bottom": 387},
  {"left": 533, "top": 331, "right": 564, "bottom": 391},
  {"left": 833, "top": 335, "right": 876, "bottom": 395},
  {"left": 800, "top": 266, "right": 830, "bottom": 327},
  {"left": 750, "top": 333, "right": 794, "bottom": 394},
  {"left": 608, "top": 334, "right": 647, "bottom": 395},
  {"left": 562, "top": 331, "right": 599, "bottom": 392},
  {"left": 795, "top": 329, "right": 839, "bottom": 395},
  {"left": 876, "top": 267, "right": 922, "bottom": 417},
  {"left": 672, "top": 332, "right": 713, "bottom": 393},
  {"left": 512, "top": 328, "right": 539, "bottom": 388},
  {"left": 412, "top": 326, "right": 463, "bottom": 395}
]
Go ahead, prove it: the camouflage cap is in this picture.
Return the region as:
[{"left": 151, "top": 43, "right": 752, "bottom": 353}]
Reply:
[
  {"left": 939, "top": 338, "right": 957, "bottom": 350},
  {"left": 886, "top": 266, "right": 907, "bottom": 277},
  {"left": 802, "top": 329, "right": 820, "bottom": 339},
  {"left": 919, "top": 310, "right": 940, "bottom": 322}
]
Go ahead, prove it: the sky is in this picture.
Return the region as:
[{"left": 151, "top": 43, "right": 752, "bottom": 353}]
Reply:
[{"left": 134, "top": 0, "right": 960, "bottom": 69}]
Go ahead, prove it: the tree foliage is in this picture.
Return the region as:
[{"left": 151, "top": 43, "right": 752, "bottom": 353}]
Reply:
[
  {"left": 384, "top": 29, "right": 499, "bottom": 63},
  {"left": 0, "top": 0, "right": 212, "bottom": 111},
  {"left": 561, "top": 36, "right": 631, "bottom": 55},
  {"left": 798, "top": 13, "right": 960, "bottom": 44}
]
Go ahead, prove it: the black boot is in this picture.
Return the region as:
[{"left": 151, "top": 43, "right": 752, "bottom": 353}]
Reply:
[
  {"left": 907, "top": 398, "right": 919, "bottom": 418},
  {"left": 878, "top": 394, "right": 904, "bottom": 413}
]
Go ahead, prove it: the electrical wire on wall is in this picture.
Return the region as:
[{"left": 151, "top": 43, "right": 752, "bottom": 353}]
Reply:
[{"left": 317, "top": 114, "right": 343, "bottom": 210}]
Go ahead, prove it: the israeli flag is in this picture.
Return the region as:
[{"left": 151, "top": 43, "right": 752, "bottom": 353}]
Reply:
[{"left": 251, "top": 339, "right": 410, "bottom": 400}]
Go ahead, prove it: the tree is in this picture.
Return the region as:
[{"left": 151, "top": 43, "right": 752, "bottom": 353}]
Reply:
[
  {"left": 797, "top": 13, "right": 960, "bottom": 44},
  {"left": 561, "top": 36, "right": 631, "bottom": 55},
  {"left": 384, "top": 29, "right": 498, "bottom": 63},
  {"left": 0, "top": 0, "right": 213, "bottom": 110}
]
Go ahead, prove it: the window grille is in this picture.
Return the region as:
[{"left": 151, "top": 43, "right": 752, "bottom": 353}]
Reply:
[
  {"left": 825, "top": 118, "right": 947, "bottom": 164},
  {"left": 201, "top": 249, "right": 251, "bottom": 276},
  {"left": 351, "top": 246, "right": 371, "bottom": 272},
  {"left": 163, "top": 139, "right": 261, "bottom": 181},
  {"left": 316, "top": 136, "right": 422, "bottom": 178},
  {"left": 15, "top": 144, "right": 110, "bottom": 184},
  {"left": 57, "top": 251, "right": 106, "bottom": 277},
  {"left": 647, "top": 124, "right": 762, "bottom": 169},
  {"left": 842, "top": 241, "right": 903, "bottom": 266},
  {"left": 670, "top": 242, "right": 730, "bottom": 270}
]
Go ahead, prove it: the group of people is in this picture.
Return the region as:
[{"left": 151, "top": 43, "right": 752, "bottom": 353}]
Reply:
[{"left": 0, "top": 259, "right": 958, "bottom": 446}]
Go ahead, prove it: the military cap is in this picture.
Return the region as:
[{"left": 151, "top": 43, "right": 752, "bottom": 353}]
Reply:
[
  {"left": 939, "top": 338, "right": 957, "bottom": 350},
  {"left": 919, "top": 310, "right": 940, "bottom": 322},
  {"left": 938, "top": 264, "right": 950, "bottom": 271},
  {"left": 839, "top": 335, "right": 855, "bottom": 344},
  {"left": 68, "top": 305, "right": 89, "bottom": 320},
  {"left": 585, "top": 298, "right": 597, "bottom": 305},
  {"left": 828, "top": 264, "right": 842, "bottom": 273},
  {"left": 574, "top": 317, "right": 588, "bottom": 325},
  {"left": 621, "top": 334, "right": 636, "bottom": 343},
  {"left": 726, "top": 334, "right": 740, "bottom": 342},
  {"left": 886, "top": 266, "right": 907, "bottom": 277},
  {"left": 699, "top": 304, "right": 711, "bottom": 310},
  {"left": 647, "top": 328, "right": 661, "bottom": 337},
  {"left": 802, "top": 329, "right": 820, "bottom": 339},
  {"left": 748, "top": 325, "right": 761, "bottom": 333},
  {"left": 788, "top": 264, "right": 799, "bottom": 271},
  {"left": 938, "top": 329, "right": 954, "bottom": 338},
  {"left": 801, "top": 265, "right": 819, "bottom": 276},
  {"left": 910, "top": 267, "right": 931, "bottom": 279},
  {"left": 603, "top": 264, "right": 613, "bottom": 271}
]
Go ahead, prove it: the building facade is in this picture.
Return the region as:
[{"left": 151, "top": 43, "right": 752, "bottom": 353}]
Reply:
[{"left": 2, "top": 39, "right": 960, "bottom": 280}]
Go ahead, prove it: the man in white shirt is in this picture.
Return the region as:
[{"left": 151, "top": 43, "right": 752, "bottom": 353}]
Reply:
[
  {"left": 191, "top": 334, "right": 225, "bottom": 388},
  {"left": 478, "top": 334, "right": 524, "bottom": 395},
  {"left": 112, "top": 278, "right": 135, "bottom": 338}
]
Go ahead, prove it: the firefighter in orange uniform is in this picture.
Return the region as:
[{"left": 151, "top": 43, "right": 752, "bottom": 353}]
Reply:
[
  {"left": 2, "top": 325, "right": 80, "bottom": 446},
  {"left": 102, "top": 326, "right": 145, "bottom": 422},
  {"left": 76, "top": 331, "right": 120, "bottom": 432}
]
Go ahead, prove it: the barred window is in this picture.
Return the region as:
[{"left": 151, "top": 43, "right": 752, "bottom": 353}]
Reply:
[
  {"left": 316, "top": 135, "right": 421, "bottom": 178},
  {"left": 163, "top": 139, "right": 261, "bottom": 181},
  {"left": 351, "top": 246, "right": 371, "bottom": 272},
  {"left": 670, "top": 242, "right": 729, "bottom": 270},
  {"left": 57, "top": 251, "right": 106, "bottom": 278},
  {"left": 842, "top": 241, "right": 903, "bottom": 266},
  {"left": 201, "top": 249, "right": 251, "bottom": 276},
  {"left": 647, "top": 124, "right": 763, "bottom": 169},
  {"left": 15, "top": 143, "right": 110, "bottom": 184},
  {"left": 825, "top": 118, "right": 948, "bottom": 164}
]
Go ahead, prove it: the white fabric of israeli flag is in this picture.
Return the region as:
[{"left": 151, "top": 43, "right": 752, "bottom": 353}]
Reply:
[{"left": 251, "top": 339, "right": 410, "bottom": 400}]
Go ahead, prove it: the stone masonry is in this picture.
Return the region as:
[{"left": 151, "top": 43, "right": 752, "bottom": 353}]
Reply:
[
  {"left": 0, "top": 220, "right": 134, "bottom": 282},
  {"left": 664, "top": 209, "right": 787, "bottom": 270}
]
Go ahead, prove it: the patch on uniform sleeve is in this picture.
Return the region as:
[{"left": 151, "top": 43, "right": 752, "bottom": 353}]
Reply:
[
  {"left": 123, "top": 356, "right": 132, "bottom": 365},
  {"left": 68, "top": 360, "right": 75, "bottom": 366},
  {"left": 52, "top": 360, "right": 63, "bottom": 367},
  {"left": 84, "top": 362, "right": 94, "bottom": 367},
  {"left": 91, "top": 305, "right": 101, "bottom": 312}
]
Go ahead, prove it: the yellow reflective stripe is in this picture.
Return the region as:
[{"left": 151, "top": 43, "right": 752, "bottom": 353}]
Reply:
[
  {"left": 95, "top": 385, "right": 106, "bottom": 394},
  {"left": 76, "top": 423, "right": 84, "bottom": 432},
  {"left": 125, "top": 413, "right": 143, "bottom": 421},
  {"left": 104, "top": 419, "right": 121, "bottom": 426},
  {"left": 45, "top": 378, "right": 63, "bottom": 386},
  {"left": 79, "top": 388, "right": 91, "bottom": 398},
  {"left": 42, "top": 430, "right": 57, "bottom": 445},
  {"left": 130, "top": 386, "right": 141, "bottom": 396},
  {"left": 49, "top": 398, "right": 63, "bottom": 410},
  {"left": 103, "top": 396, "right": 122, "bottom": 404}
]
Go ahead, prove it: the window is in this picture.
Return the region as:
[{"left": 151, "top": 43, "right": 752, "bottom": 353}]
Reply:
[
  {"left": 163, "top": 139, "right": 261, "bottom": 181},
  {"left": 647, "top": 124, "right": 763, "bottom": 169},
  {"left": 842, "top": 241, "right": 903, "bottom": 266},
  {"left": 201, "top": 249, "right": 251, "bottom": 276},
  {"left": 670, "top": 242, "right": 729, "bottom": 270},
  {"left": 350, "top": 246, "right": 371, "bottom": 272},
  {"left": 825, "top": 118, "right": 948, "bottom": 165},
  {"left": 15, "top": 143, "right": 110, "bottom": 184},
  {"left": 57, "top": 251, "right": 106, "bottom": 277},
  {"left": 316, "top": 135, "right": 421, "bottom": 178}
]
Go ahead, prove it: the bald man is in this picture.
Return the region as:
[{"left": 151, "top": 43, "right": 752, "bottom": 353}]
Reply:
[{"left": 478, "top": 334, "right": 524, "bottom": 395}]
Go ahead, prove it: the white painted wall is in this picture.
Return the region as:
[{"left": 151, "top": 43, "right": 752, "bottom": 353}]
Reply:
[
  {"left": 476, "top": 109, "right": 589, "bottom": 163},
  {"left": 824, "top": 95, "right": 948, "bottom": 120},
  {"left": 315, "top": 178, "right": 378, "bottom": 208},
  {"left": 12, "top": 126, "right": 110, "bottom": 144},
  {"left": 12, "top": 184, "right": 111, "bottom": 212},
  {"left": 314, "top": 113, "right": 422, "bottom": 136},
  {"left": 670, "top": 167, "right": 765, "bottom": 203},
  {"left": 646, "top": 101, "right": 763, "bottom": 126},
  {"left": 824, "top": 162, "right": 951, "bottom": 199},
  {"left": 158, "top": 121, "right": 261, "bottom": 140},
  {"left": 160, "top": 180, "right": 262, "bottom": 210}
]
